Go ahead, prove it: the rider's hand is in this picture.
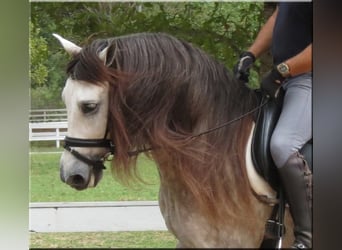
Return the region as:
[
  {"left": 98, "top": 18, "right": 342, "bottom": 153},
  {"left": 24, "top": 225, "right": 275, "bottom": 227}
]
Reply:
[
  {"left": 260, "top": 68, "right": 285, "bottom": 99},
  {"left": 233, "top": 51, "right": 255, "bottom": 83}
]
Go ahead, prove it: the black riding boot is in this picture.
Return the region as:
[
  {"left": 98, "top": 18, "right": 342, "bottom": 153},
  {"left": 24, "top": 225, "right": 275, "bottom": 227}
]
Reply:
[{"left": 278, "top": 152, "right": 312, "bottom": 249}]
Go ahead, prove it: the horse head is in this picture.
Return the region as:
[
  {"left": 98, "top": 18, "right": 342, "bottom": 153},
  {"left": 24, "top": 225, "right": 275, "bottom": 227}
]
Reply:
[{"left": 54, "top": 34, "right": 112, "bottom": 190}]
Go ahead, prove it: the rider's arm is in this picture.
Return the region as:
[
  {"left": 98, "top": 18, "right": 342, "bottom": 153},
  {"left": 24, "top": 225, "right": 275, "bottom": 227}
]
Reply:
[
  {"left": 285, "top": 43, "right": 312, "bottom": 77},
  {"left": 248, "top": 7, "right": 279, "bottom": 58}
]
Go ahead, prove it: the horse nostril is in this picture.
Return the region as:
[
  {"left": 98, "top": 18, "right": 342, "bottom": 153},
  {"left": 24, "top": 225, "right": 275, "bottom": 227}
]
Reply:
[{"left": 66, "top": 174, "right": 87, "bottom": 190}]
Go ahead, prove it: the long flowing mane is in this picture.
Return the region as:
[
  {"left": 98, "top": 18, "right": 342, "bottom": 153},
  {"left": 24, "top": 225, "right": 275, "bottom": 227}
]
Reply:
[{"left": 66, "top": 32, "right": 258, "bottom": 223}]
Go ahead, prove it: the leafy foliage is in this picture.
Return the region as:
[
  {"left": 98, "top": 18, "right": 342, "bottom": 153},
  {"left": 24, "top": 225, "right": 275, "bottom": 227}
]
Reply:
[
  {"left": 29, "top": 21, "right": 48, "bottom": 88},
  {"left": 30, "top": 2, "right": 265, "bottom": 108}
]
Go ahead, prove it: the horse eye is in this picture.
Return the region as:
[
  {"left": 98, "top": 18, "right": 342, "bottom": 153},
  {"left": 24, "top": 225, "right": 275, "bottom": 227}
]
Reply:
[{"left": 81, "top": 102, "right": 98, "bottom": 114}]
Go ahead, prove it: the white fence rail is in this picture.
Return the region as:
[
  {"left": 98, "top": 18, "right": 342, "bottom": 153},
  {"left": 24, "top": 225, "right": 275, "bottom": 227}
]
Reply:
[
  {"left": 30, "top": 109, "right": 67, "bottom": 123},
  {"left": 29, "top": 109, "right": 68, "bottom": 147},
  {"left": 29, "top": 121, "right": 68, "bottom": 148}
]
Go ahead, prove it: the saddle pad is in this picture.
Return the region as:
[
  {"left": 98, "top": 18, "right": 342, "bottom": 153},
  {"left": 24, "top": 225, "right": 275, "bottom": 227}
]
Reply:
[{"left": 245, "top": 123, "right": 277, "bottom": 204}]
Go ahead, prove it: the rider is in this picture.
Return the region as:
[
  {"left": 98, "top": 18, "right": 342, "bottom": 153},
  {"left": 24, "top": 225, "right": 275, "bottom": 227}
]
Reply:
[{"left": 234, "top": 3, "right": 312, "bottom": 249}]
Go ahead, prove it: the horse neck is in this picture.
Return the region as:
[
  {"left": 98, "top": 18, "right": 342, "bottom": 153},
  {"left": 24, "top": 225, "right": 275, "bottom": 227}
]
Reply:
[
  {"left": 154, "top": 114, "right": 258, "bottom": 220},
  {"left": 156, "top": 119, "right": 274, "bottom": 247}
]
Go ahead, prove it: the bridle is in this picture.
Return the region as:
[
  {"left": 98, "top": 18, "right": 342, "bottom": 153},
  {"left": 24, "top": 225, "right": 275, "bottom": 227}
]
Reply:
[
  {"left": 63, "top": 94, "right": 269, "bottom": 171},
  {"left": 63, "top": 136, "right": 114, "bottom": 170}
]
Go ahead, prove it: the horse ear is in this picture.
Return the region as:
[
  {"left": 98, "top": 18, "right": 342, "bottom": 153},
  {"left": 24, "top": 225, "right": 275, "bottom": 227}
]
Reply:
[
  {"left": 53, "top": 33, "right": 82, "bottom": 56},
  {"left": 98, "top": 46, "right": 109, "bottom": 65}
]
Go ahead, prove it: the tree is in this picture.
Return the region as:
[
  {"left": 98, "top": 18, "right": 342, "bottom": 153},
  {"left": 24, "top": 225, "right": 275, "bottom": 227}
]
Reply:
[
  {"left": 30, "top": 2, "right": 265, "bottom": 108},
  {"left": 29, "top": 21, "right": 48, "bottom": 88}
]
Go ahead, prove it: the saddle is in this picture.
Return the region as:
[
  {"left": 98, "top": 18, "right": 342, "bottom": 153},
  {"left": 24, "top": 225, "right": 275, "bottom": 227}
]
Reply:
[
  {"left": 251, "top": 89, "right": 312, "bottom": 191},
  {"left": 252, "top": 89, "right": 312, "bottom": 248}
]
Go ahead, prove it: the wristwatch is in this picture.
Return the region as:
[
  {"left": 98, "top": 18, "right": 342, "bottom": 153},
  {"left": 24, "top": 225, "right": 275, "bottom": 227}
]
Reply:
[{"left": 276, "top": 62, "right": 291, "bottom": 78}]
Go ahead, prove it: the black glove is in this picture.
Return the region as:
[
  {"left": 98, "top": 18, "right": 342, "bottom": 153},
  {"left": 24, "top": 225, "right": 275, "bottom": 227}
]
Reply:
[
  {"left": 233, "top": 51, "right": 255, "bottom": 83},
  {"left": 260, "top": 68, "right": 285, "bottom": 99}
]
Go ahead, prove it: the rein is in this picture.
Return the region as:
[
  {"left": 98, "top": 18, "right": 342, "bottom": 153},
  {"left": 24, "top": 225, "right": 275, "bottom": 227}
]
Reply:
[
  {"left": 63, "top": 93, "right": 269, "bottom": 170},
  {"left": 190, "top": 96, "right": 268, "bottom": 139}
]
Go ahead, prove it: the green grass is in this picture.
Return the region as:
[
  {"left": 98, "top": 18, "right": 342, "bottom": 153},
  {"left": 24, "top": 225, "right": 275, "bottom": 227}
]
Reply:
[
  {"left": 30, "top": 231, "right": 177, "bottom": 248},
  {"left": 30, "top": 148, "right": 160, "bottom": 202},
  {"left": 30, "top": 144, "right": 64, "bottom": 152},
  {"left": 29, "top": 148, "right": 175, "bottom": 248}
]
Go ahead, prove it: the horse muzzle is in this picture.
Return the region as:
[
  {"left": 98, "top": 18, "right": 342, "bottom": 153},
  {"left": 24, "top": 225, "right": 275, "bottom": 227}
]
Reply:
[
  {"left": 60, "top": 151, "right": 105, "bottom": 190},
  {"left": 59, "top": 136, "right": 115, "bottom": 190}
]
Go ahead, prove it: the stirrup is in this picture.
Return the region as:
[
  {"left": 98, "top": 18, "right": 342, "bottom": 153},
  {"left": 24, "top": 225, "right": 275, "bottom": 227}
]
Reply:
[
  {"left": 259, "top": 188, "right": 286, "bottom": 249},
  {"left": 292, "top": 242, "right": 310, "bottom": 249}
]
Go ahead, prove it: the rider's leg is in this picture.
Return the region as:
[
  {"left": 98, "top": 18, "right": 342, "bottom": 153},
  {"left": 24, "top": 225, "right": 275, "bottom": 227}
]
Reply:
[{"left": 270, "top": 73, "right": 312, "bottom": 248}]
